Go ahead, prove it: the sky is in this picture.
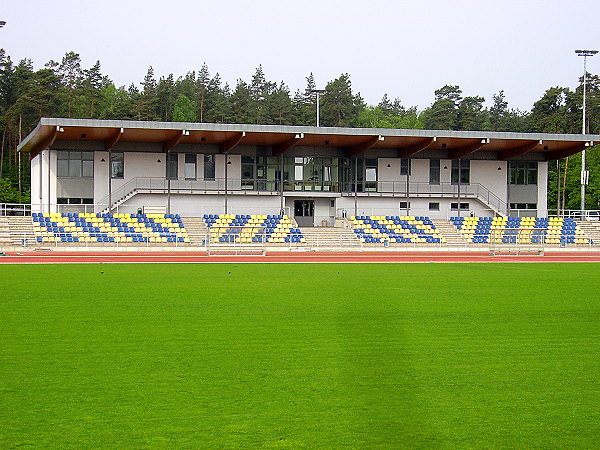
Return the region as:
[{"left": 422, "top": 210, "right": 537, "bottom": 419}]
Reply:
[{"left": 1, "top": 0, "right": 599, "bottom": 112}]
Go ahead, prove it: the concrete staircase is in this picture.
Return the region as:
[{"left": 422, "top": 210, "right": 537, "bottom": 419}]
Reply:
[
  {"left": 576, "top": 220, "right": 600, "bottom": 245},
  {"left": 301, "top": 227, "right": 362, "bottom": 249},
  {"left": 183, "top": 217, "right": 210, "bottom": 247},
  {"left": 431, "top": 219, "right": 468, "bottom": 246},
  {"left": 0, "top": 217, "right": 36, "bottom": 248}
]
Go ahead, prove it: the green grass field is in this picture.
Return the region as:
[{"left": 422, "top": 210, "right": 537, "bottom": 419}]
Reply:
[{"left": 1, "top": 263, "right": 599, "bottom": 447}]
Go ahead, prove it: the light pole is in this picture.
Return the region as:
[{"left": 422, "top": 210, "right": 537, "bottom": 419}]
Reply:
[
  {"left": 576, "top": 49, "right": 598, "bottom": 212},
  {"left": 308, "top": 89, "right": 326, "bottom": 127}
]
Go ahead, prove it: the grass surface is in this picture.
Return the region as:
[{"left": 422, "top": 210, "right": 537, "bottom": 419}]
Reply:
[{"left": 1, "top": 263, "right": 599, "bottom": 447}]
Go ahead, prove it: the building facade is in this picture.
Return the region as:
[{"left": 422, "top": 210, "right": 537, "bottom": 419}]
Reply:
[{"left": 20, "top": 119, "right": 598, "bottom": 225}]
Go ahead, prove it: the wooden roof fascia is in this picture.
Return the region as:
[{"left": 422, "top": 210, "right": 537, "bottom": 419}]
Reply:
[
  {"left": 397, "top": 137, "right": 436, "bottom": 158},
  {"left": 105, "top": 128, "right": 124, "bottom": 151},
  {"left": 345, "top": 135, "right": 383, "bottom": 157},
  {"left": 219, "top": 132, "right": 246, "bottom": 153},
  {"left": 545, "top": 142, "right": 591, "bottom": 161},
  {"left": 29, "top": 126, "right": 60, "bottom": 160},
  {"left": 272, "top": 134, "right": 304, "bottom": 156},
  {"left": 447, "top": 140, "right": 488, "bottom": 159},
  {"left": 497, "top": 140, "right": 540, "bottom": 160},
  {"left": 163, "top": 130, "right": 187, "bottom": 152}
]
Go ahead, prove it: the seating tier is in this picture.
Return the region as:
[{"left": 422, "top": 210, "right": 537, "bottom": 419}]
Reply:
[
  {"left": 450, "top": 216, "right": 587, "bottom": 244},
  {"left": 351, "top": 215, "right": 445, "bottom": 244},
  {"left": 203, "top": 214, "right": 305, "bottom": 244},
  {"left": 32, "top": 212, "right": 189, "bottom": 244}
]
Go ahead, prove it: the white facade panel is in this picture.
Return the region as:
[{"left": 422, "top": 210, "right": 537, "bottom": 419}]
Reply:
[
  {"left": 411, "top": 159, "right": 429, "bottom": 183},
  {"left": 30, "top": 154, "right": 42, "bottom": 213},
  {"left": 537, "top": 161, "right": 548, "bottom": 216}
]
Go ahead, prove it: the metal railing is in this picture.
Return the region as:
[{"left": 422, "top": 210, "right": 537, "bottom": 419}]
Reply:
[
  {"left": 94, "top": 177, "right": 508, "bottom": 216},
  {"left": 339, "top": 181, "right": 508, "bottom": 216},
  {"left": 15, "top": 203, "right": 292, "bottom": 218},
  {"left": 0, "top": 203, "right": 32, "bottom": 216},
  {"left": 547, "top": 209, "right": 600, "bottom": 220}
]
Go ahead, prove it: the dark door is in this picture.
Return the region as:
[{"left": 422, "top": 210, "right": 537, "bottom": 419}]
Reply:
[{"left": 294, "top": 200, "right": 315, "bottom": 227}]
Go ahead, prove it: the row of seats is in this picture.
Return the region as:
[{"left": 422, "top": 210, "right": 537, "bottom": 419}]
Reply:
[
  {"left": 450, "top": 216, "right": 588, "bottom": 244},
  {"left": 32, "top": 212, "right": 189, "bottom": 244},
  {"left": 351, "top": 216, "right": 445, "bottom": 245},
  {"left": 203, "top": 214, "right": 305, "bottom": 244}
]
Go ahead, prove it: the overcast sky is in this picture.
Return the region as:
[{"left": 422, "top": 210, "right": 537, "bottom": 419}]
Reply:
[{"left": 2, "top": 0, "right": 599, "bottom": 112}]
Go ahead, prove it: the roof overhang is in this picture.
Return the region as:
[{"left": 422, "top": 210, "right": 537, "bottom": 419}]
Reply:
[{"left": 17, "top": 118, "right": 599, "bottom": 161}]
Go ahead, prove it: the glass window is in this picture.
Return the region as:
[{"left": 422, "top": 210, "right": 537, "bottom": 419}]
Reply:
[
  {"left": 242, "top": 156, "right": 254, "bottom": 189},
  {"left": 82, "top": 160, "right": 94, "bottom": 178},
  {"left": 57, "top": 159, "right": 69, "bottom": 177},
  {"left": 57, "top": 197, "right": 93, "bottom": 204},
  {"left": 166, "top": 153, "right": 178, "bottom": 180},
  {"left": 429, "top": 202, "right": 440, "bottom": 211},
  {"left": 429, "top": 159, "right": 440, "bottom": 185},
  {"left": 400, "top": 158, "right": 411, "bottom": 176},
  {"left": 451, "top": 202, "right": 470, "bottom": 210},
  {"left": 365, "top": 168, "right": 377, "bottom": 181},
  {"left": 57, "top": 151, "right": 94, "bottom": 178},
  {"left": 451, "top": 160, "right": 470, "bottom": 184},
  {"left": 184, "top": 154, "right": 196, "bottom": 180},
  {"left": 509, "top": 161, "right": 537, "bottom": 185},
  {"left": 68, "top": 158, "right": 81, "bottom": 177},
  {"left": 365, "top": 158, "right": 377, "bottom": 192},
  {"left": 111, "top": 152, "right": 124, "bottom": 179},
  {"left": 204, "top": 154, "right": 215, "bottom": 180}
]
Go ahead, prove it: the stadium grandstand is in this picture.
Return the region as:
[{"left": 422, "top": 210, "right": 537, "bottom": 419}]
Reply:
[{"left": 2, "top": 117, "right": 600, "bottom": 252}]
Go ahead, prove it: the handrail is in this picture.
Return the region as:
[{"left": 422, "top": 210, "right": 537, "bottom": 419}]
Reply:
[{"left": 96, "top": 177, "right": 510, "bottom": 216}]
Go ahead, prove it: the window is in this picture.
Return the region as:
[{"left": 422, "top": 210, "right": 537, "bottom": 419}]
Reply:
[
  {"left": 111, "top": 152, "right": 124, "bottom": 179},
  {"left": 451, "top": 160, "right": 470, "bottom": 184},
  {"left": 429, "top": 159, "right": 440, "bottom": 185},
  {"left": 242, "top": 155, "right": 255, "bottom": 189},
  {"left": 166, "top": 153, "right": 178, "bottom": 180},
  {"left": 429, "top": 202, "right": 440, "bottom": 211},
  {"left": 184, "top": 154, "right": 196, "bottom": 180},
  {"left": 509, "top": 161, "right": 537, "bottom": 185},
  {"left": 204, "top": 154, "right": 215, "bottom": 180},
  {"left": 451, "top": 202, "right": 470, "bottom": 210},
  {"left": 57, "top": 151, "right": 94, "bottom": 178},
  {"left": 57, "top": 197, "right": 93, "bottom": 204},
  {"left": 399, "top": 201, "right": 410, "bottom": 209},
  {"left": 365, "top": 158, "right": 377, "bottom": 191},
  {"left": 510, "top": 203, "right": 537, "bottom": 210},
  {"left": 400, "top": 158, "right": 411, "bottom": 176}
]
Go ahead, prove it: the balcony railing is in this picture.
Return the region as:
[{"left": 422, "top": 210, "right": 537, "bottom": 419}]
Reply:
[{"left": 95, "top": 178, "right": 507, "bottom": 215}]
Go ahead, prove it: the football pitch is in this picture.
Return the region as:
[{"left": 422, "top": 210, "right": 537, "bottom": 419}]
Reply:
[{"left": 1, "top": 263, "right": 599, "bottom": 447}]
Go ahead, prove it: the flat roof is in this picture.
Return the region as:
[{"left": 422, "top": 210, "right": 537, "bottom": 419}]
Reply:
[{"left": 17, "top": 118, "right": 599, "bottom": 161}]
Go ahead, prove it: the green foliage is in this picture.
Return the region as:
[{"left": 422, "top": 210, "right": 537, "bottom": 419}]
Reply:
[
  {"left": 0, "top": 176, "right": 18, "bottom": 202},
  {"left": 172, "top": 93, "right": 197, "bottom": 122},
  {"left": 321, "top": 74, "right": 360, "bottom": 127},
  {"left": 1, "top": 263, "right": 600, "bottom": 447},
  {"left": 355, "top": 105, "right": 423, "bottom": 129}
]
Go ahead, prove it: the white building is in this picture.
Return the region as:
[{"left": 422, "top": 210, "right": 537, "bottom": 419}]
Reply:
[{"left": 18, "top": 118, "right": 598, "bottom": 225}]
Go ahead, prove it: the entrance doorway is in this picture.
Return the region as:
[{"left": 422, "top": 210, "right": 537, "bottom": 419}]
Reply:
[{"left": 294, "top": 200, "right": 314, "bottom": 227}]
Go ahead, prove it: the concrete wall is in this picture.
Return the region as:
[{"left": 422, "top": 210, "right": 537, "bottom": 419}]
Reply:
[
  {"left": 470, "top": 160, "right": 508, "bottom": 204},
  {"left": 537, "top": 161, "right": 548, "bottom": 216},
  {"left": 30, "top": 150, "right": 57, "bottom": 213},
  {"left": 335, "top": 196, "right": 497, "bottom": 219}
]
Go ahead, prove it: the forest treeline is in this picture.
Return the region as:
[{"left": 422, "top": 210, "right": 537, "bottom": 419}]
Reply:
[{"left": 1, "top": 50, "right": 599, "bottom": 210}]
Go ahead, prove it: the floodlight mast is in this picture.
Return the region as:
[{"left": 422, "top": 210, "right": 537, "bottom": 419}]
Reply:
[
  {"left": 576, "top": 49, "right": 598, "bottom": 212},
  {"left": 308, "top": 89, "right": 326, "bottom": 127}
]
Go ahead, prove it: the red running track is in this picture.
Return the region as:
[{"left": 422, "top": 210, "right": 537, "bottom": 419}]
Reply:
[{"left": 2, "top": 251, "right": 600, "bottom": 264}]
